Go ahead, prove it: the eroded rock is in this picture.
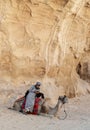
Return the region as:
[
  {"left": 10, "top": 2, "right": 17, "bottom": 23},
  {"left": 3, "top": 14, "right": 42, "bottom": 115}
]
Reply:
[{"left": 0, "top": 0, "right": 90, "bottom": 100}]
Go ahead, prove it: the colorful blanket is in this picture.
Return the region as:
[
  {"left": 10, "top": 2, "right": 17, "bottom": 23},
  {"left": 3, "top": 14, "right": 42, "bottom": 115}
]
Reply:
[{"left": 21, "top": 97, "right": 41, "bottom": 115}]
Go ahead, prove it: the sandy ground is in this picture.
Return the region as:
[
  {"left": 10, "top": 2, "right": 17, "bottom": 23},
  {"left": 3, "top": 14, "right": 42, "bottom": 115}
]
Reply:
[{"left": 0, "top": 93, "right": 90, "bottom": 130}]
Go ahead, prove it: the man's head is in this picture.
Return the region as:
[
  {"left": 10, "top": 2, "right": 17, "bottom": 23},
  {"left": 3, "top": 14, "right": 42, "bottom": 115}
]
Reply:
[{"left": 35, "top": 82, "right": 41, "bottom": 89}]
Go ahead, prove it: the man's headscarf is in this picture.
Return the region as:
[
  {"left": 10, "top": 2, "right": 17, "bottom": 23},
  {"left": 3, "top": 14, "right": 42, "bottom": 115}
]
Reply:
[{"left": 35, "top": 82, "right": 41, "bottom": 86}]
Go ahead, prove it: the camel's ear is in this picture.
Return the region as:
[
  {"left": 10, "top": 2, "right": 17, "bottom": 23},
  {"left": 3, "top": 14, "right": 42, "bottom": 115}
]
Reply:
[
  {"left": 64, "top": 95, "right": 66, "bottom": 98},
  {"left": 58, "top": 96, "right": 63, "bottom": 100},
  {"left": 58, "top": 96, "right": 61, "bottom": 100}
]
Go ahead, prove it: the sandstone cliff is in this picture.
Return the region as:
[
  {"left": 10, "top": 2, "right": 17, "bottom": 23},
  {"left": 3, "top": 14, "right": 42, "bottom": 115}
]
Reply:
[{"left": 0, "top": 0, "right": 90, "bottom": 99}]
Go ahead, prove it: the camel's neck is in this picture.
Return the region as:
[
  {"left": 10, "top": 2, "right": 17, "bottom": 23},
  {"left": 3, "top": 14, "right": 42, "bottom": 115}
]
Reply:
[
  {"left": 54, "top": 100, "right": 61, "bottom": 110},
  {"left": 48, "top": 100, "right": 62, "bottom": 115}
]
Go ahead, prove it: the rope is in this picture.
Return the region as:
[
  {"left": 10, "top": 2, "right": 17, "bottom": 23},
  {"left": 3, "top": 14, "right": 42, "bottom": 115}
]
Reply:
[{"left": 59, "top": 104, "right": 67, "bottom": 120}]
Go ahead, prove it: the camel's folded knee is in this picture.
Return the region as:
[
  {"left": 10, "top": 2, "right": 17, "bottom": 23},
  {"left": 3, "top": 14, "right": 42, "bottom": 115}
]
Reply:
[{"left": 39, "top": 113, "right": 54, "bottom": 118}]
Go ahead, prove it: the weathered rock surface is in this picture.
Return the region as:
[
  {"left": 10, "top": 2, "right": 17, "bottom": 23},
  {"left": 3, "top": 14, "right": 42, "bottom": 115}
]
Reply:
[{"left": 0, "top": 0, "right": 90, "bottom": 99}]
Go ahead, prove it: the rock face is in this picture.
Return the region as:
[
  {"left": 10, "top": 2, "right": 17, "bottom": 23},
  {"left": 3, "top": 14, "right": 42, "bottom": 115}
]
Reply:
[{"left": 0, "top": 0, "right": 90, "bottom": 99}]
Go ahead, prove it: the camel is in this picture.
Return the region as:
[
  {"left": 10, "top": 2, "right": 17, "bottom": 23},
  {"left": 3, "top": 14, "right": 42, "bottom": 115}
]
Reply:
[{"left": 11, "top": 95, "right": 68, "bottom": 118}]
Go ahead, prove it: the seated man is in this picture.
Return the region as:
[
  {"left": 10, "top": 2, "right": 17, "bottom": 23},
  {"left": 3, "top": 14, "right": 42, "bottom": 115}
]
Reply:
[
  {"left": 21, "top": 82, "right": 44, "bottom": 114},
  {"left": 24, "top": 82, "right": 41, "bottom": 113},
  {"left": 21, "top": 92, "right": 44, "bottom": 115}
]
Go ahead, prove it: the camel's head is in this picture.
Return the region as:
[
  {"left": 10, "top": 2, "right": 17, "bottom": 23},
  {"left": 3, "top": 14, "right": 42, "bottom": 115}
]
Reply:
[{"left": 58, "top": 95, "right": 68, "bottom": 104}]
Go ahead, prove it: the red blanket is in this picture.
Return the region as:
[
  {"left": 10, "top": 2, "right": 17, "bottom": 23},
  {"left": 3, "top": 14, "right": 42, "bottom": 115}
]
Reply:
[
  {"left": 21, "top": 97, "right": 41, "bottom": 115},
  {"left": 33, "top": 98, "right": 41, "bottom": 114}
]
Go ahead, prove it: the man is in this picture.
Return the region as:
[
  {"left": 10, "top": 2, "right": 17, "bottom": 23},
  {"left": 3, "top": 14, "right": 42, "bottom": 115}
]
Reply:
[{"left": 24, "top": 82, "right": 41, "bottom": 113}]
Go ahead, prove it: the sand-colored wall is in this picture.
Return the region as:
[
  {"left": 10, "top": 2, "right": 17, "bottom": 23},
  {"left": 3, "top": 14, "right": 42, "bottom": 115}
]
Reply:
[{"left": 0, "top": 0, "right": 90, "bottom": 99}]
